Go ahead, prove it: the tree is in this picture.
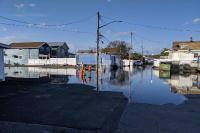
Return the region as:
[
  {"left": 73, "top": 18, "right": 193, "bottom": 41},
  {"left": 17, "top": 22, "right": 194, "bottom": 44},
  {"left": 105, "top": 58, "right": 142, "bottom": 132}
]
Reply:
[
  {"left": 130, "top": 53, "right": 143, "bottom": 60},
  {"left": 160, "top": 48, "right": 169, "bottom": 56},
  {"left": 101, "top": 40, "right": 131, "bottom": 59}
]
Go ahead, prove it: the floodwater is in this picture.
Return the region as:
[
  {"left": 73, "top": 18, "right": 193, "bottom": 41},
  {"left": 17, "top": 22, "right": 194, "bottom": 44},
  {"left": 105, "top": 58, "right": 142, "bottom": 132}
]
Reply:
[{"left": 4, "top": 66, "right": 200, "bottom": 105}]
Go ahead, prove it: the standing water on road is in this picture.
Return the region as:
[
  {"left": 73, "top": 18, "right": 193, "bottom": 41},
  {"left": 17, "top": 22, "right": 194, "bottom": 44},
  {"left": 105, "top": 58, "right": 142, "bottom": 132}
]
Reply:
[{"left": 4, "top": 66, "right": 196, "bottom": 105}]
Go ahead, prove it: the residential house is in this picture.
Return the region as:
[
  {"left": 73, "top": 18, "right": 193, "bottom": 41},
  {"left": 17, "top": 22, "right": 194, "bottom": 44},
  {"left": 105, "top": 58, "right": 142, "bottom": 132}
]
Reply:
[
  {"left": 48, "top": 42, "right": 69, "bottom": 58},
  {"left": 77, "top": 49, "right": 121, "bottom": 67},
  {"left": 4, "top": 42, "right": 51, "bottom": 65},
  {"left": 0, "top": 43, "right": 9, "bottom": 81},
  {"left": 172, "top": 40, "right": 200, "bottom": 57},
  {"left": 153, "top": 40, "right": 200, "bottom": 68},
  {"left": 170, "top": 40, "right": 200, "bottom": 63}
]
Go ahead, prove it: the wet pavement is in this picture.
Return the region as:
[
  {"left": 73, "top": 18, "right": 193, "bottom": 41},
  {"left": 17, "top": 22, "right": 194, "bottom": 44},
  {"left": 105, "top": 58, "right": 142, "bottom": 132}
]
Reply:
[
  {"left": 0, "top": 81, "right": 127, "bottom": 133},
  {"left": 116, "top": 95, "right": 200, "bottom": 133},
  {"left": 2, "top": 66, "right": 200, "bottom": 133}
]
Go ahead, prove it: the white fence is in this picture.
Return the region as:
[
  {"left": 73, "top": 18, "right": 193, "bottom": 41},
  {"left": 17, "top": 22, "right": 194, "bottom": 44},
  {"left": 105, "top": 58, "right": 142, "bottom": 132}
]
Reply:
[
  {"left": 28, "top": 58, "right": 77, "bottom": 66},
  {"left": 122, "top": 60, "right": 134, "bottom": 66}
]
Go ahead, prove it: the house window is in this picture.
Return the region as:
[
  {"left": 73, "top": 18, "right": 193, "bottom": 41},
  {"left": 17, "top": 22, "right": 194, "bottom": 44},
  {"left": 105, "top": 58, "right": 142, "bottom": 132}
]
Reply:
[
  {"left": 39, "top": 46, "right": 44, "bottom": 52},
  {"left": 12, "top": 55, "right": 18, "bottom": 58},
  {"left": 46, "top": 47, "right": 50, "bottom": 52},
  {"left": 19, "top": 56, "right": 22, "bottom": 59},
  {"left": 180, "top": 45, "right": 187, "bottom": 49},
  {"left": 194, "top": 53, "right": 198, "bottom": 58}
]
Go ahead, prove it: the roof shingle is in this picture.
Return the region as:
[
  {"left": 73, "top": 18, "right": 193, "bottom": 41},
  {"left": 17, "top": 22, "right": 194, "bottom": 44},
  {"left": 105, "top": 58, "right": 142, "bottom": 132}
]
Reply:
[
  {"left": 172, "top": 41, "right": 200, "bottom": 51},
  {"left": 10, "top": 42, "right": 47, "bottom": 48}
]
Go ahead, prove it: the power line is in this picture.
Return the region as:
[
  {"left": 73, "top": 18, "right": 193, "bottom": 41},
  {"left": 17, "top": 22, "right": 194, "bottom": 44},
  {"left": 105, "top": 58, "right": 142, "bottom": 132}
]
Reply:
[
  {"left": 0, "top": 13, "right": 96, "bottom": 27},
  {"left": 102, "top": 15, "right": 200, "bottom": 33},
  {"left": 0, "top": 22, "right": 95, "bottom": 35}
]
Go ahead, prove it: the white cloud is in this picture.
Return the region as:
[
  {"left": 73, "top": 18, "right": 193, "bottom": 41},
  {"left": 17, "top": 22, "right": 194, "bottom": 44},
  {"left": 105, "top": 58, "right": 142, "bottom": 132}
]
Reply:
[
  {"left": 27, "top": 24, "right": 35, "bottom": 27},
  {"left": 193, "top": 18, "right": 200, "bottom": 23},
  {"left": 107, "top": 0, "right": 111, "bottom": 2},
  {"left": 181, "top": 22, "right": 189, "bottom": 26},
  {"left": 29, "top": 3, "right": 36, "bottom": 7},
  {"left": 115, "top": 32, "right": 131, "bottom": 37},
  {"left": 37, "top": 22, "right": 47, "bottom": 28},
  {"left": 14, "top": 13, "right": 46, "bottom": 18},
  {"left": 105, "top": 29, "right": 131, "bottom": 37},
  {"left": 15, "top": 3, "right": 25, "bottom": 9}
]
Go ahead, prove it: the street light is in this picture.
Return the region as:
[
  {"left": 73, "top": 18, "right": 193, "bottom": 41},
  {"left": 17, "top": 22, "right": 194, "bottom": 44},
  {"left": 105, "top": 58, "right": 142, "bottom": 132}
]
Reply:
[
  {"left": 96, "top": 12, "right": 123, "bottom": 91},
  {"left": 99, "top": 20, "right": 123, "bottom": 29}
]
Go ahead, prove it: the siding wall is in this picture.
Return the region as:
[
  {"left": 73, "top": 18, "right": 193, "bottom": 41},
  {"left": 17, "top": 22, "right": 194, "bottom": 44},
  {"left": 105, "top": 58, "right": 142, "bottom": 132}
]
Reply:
[
  {"left": 4, "top": 49, "right": 39, "bottom": 65},
  {"left": 0, "top": 49, "right": 4, "bottom": 81},
  {"left": 77, "top": 54, "right": 121, "bottom": 66}
]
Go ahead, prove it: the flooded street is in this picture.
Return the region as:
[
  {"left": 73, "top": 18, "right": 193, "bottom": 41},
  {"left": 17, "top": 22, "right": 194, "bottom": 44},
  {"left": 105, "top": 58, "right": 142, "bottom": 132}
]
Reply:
[{"left": 5, "top": 66, "right": 198, "bottom": 105}]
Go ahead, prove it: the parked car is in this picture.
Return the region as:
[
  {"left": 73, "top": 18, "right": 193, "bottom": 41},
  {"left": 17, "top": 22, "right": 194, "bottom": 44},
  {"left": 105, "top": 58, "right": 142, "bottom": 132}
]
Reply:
[{"left": 134, "top": 60, "right": 143, "bottom": 66}]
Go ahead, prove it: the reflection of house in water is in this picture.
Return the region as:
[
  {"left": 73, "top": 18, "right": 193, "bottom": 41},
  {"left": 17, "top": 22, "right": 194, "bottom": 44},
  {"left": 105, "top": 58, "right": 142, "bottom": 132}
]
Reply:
[
  {"left": 5, "top": 67, "right": 77, "bottom": 84},
  {"left": 109, "top": 69, "right": 129, "bottom": 86},
  {"left": 165, "top": 74, "right": 200, "bottom": 94},
  {"left": 5, "top": 67, "right": 50, "bottom": 82},
  {"left": 5, "top": 67, "right": 48, "bottom": 79},
  {"left": 28, "top": 67, "right": 77, "bottom": 76}
]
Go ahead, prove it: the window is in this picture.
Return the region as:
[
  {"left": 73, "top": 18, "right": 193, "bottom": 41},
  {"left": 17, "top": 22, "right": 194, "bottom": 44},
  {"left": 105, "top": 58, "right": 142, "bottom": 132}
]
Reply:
[
  {"left": 12, "top": 55, "right": 18, "bottom": 58},
  {"left": 19, "top": 56, "right": 22, "bottom": 59},
  {"left": 46, "top": 47, "right": 50, "bottom": 52},
  {"left": 194, "top": 53, "right": 198, "bottom": 58},
  {"left": 180, "top": 45, "right": 187, "bottom": 49}
]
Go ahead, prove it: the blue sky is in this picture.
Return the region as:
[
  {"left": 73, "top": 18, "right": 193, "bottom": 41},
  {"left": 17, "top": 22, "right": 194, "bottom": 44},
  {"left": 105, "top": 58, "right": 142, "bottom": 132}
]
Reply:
[{"left": 0, "top": 0, "right": 200, "bottom": 54}]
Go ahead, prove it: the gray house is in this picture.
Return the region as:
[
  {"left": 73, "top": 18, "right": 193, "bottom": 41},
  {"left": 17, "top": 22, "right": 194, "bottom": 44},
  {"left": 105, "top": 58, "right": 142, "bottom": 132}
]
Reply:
[
  {"left": 48, "top": 42, "right": 69, "bottom": 58},
  {"left": 4, "top": 42, "right": 51, "bottom": 65},
  {"left": 0, "top": 43, "right": 9, "bottom": 81}
]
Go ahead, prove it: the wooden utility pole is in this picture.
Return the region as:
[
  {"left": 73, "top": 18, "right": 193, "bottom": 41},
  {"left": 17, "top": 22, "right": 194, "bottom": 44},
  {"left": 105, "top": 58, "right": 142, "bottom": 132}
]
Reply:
[
  {"left": 129, "top": 32, "right": 133, "bottom": 67},
  {"left": 96, "top": 11, "right": 100, "bottom": 91}
]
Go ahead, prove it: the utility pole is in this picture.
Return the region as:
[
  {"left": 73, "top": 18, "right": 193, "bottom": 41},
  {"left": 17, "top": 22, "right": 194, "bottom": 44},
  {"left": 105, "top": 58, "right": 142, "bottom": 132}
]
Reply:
[
  {"left": 129, "top": 32, "right": 133, "bottom": 67},
  {"left": 128, "top": 32, "right": 133, "bottom": 101},
  {"left": 96, "top": 12, "right": 122, "bottom": 91},
  {"left": 96, "top": 11, "right": 100, "bottom": 91}
]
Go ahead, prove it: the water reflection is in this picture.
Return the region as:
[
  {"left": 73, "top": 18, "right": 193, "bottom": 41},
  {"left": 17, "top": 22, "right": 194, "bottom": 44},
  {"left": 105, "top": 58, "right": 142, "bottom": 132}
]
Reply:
[
  {"left": 5, "top": 67, "right": 76, "bottom": 84},
  {"left": 164, "top": 73, "right": 200, "bottom": 95},
  {"left": 5, "top": 66, "right": 200, "bottom": 105}
]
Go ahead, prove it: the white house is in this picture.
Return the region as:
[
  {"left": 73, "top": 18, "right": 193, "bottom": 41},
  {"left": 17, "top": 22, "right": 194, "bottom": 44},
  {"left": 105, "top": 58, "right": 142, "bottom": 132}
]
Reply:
[
  {"left": 4, "top": 42, "right": 51, "bottom": 65},
  {"left": 0, "top": 43, "right": 9, "bottom": 81},
  {"left": 153, "top": 40, "right": 200, "bottom": 68}
]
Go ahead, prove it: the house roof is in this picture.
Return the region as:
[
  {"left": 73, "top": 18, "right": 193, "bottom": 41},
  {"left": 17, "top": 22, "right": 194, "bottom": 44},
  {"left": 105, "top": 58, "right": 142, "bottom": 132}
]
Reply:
[
  {"left": 172, "top": 41, "right": 200, "bottom": 51},
  {"left": 48, "top": 42, "right": 69, "bottom": 48},
  {"left": 77, "top": 49, "right": 96, "bottom": 54},
  {"left": 0, "top": 43, "right": 9, "bottom": 49},
  {"left": 10, "top": 42, "right": 47, "bottom": 48}
]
